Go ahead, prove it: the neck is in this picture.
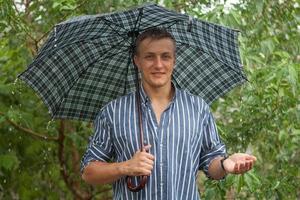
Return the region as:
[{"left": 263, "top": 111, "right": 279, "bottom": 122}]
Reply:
[{"left": 142, "top": 82, "right": 174, "bottom": 103}]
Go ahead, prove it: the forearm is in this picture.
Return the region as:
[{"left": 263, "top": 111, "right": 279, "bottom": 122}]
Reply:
[
  {"left": 82, "top": 161, "right": 127, "bottom": 185},
  {"left": 207, "top": 156, "right": 226, "bottom": 180}
]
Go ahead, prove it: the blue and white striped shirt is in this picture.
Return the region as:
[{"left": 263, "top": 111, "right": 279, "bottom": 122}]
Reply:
[{"left": 81, "top": 85, "right": 226, "bottom": 200}]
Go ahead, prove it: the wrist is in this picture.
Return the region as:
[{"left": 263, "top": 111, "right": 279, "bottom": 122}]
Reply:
[
  {"left": 220, "top": 155, "right": 229, "bottom": 173},
  {"left": 116, "top": 161, "right": 128, "bottom": 176}
]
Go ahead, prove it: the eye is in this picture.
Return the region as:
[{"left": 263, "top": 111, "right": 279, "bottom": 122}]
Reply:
[
  {"left": 144, "top": 55, "right": 154, "bottom": 59},
  {"left": 162, "top": 54, "right": 171, "bottom": 59}
]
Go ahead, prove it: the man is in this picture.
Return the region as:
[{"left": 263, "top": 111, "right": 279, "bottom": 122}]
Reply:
[{"left": 81, "top": 28, "right": 256, "bottom": 199}]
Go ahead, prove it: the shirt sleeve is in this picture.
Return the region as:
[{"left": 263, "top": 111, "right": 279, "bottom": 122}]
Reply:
[
  {"left": 80, "top": 107, "right": 114, "bottom": 173},
  {"left": 199, "top": 105, "right": 226, "bottom": 178}
]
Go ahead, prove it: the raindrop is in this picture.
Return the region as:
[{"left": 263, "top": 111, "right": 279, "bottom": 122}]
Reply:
[
  {"left": 13, "top": 79, "right": 18, "bottom": 84},
  {"left": 48, "top": 147, "right": 51, "bottom": 151},
  {"left": 46, "top": 120, "right": 54, "bottom": 130},
  {"left": 8, "top": 143, "right": 11, "bottom": 146},
  {"left": 44, "top": 136, "right": 48, "bottom": 140},
  {"left": 35, "top": 187, "right": 38, "bottom": 191},
  {"left": 19, "top": 136, "right": 22, "bottom": 140},
  {"left": 54, "top": 44, "right": 57, "bottom": 47},
  {"left": 3, "top": 179, "right": 6, "bottom": 183},
  {"left": 9, "top": 127, "right": 12, "bottom": 132},
  {"left": 11, "top": 91, "right": 15, "bottom": 95},
  {"left": 8, "top": 149, "right": 11, "bottom": 152}
]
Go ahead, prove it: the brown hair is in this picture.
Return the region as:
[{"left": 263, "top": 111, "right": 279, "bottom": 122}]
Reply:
[{"left": 134, "top": 27, "right": 176, "bottom": 55}]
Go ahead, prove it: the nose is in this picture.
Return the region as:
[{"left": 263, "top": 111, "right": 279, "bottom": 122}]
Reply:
[{"left": 154, "top": 57, "right": 163, "bottom": 68}]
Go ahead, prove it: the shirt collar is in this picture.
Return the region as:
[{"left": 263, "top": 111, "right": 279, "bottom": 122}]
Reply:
[
  {"left": 139, "top": 83, "right": 149, "bottom": 104},
  {"left": 139, "top": 82, "right": 177, "bottom": 105}
]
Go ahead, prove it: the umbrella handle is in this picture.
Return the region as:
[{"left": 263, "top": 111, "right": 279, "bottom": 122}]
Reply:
[{"left": 126, "top": 175, "right": 148, "bottom": 192}]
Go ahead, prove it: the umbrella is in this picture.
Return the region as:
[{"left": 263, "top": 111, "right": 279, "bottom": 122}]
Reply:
[{"left": 18, "top": 3, "right": 246, "bottom": 191}]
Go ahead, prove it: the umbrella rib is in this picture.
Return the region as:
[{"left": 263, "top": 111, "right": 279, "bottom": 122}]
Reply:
[
  {"left": 159, "top": 19, "right": 182, "bottom": 29},
  {"left": 133, "top": 7, "right": 143, "bottom": 33},
  {"left": 50, "top": 38, "right": 130, "bottom": 118},
  {"left": 175, "top": 40, "right": 247, "bottom": 80},
  {"left": 102, "top": 18, "right": 131, "bottom": 46}
]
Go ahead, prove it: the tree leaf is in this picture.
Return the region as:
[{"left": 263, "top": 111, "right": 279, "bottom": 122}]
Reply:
[
  {"left": 237, "top": 174, "right": 244, "bottom": 193},
  {"left": 0, "top": 153, "right": 19, "bottom": 171},
  {"left": 287, "top": 64, "right": 298, "bottom": 96},
  {"left": 256, "top": 0, "right": 264, "bottom": 15}
]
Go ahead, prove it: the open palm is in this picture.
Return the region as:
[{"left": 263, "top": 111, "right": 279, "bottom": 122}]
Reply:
[{"left": 223, "top": 153, "right": 257, "bottom": 174}]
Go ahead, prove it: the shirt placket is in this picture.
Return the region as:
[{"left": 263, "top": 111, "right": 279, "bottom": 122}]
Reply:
[{"left": 146, "top": 102, "right": 170, "bottom": 200}]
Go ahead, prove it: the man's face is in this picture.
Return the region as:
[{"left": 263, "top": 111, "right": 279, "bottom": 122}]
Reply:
[{"left": 134, "top": 38, "right": 176, "bottom": 89}]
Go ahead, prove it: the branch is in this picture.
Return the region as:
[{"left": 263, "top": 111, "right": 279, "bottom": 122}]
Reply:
[
  {"left": 0, "top": 111, "right": 58, "bottom": 141},
  {"left": 37, "top": 0, "right": 90, "bottom": 43},
  {"left": 71, "top": 141, "right": 80, "bottom": 173},
  {"left": 11, "top": 0, "right": 37, "bottom": 42},
  {"left": 57, "top": 120, "right": 92, "bottom": 200}
]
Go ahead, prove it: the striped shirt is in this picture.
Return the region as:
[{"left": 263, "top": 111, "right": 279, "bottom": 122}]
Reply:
[{"left": 81, "top": 85, "right": 226, "bottom": 200}]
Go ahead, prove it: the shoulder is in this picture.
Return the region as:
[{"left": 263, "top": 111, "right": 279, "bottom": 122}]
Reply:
[
  {"left": 94, "top": 92, "right": 135, "bottom": 122},
  {"left": 176, "top": 89, "right": 213, "bottom": 123},
  {"left": 176, "top": 88, "right": 210, "bottom": 111}
]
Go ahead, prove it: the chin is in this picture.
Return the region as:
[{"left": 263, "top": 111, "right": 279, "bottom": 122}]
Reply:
[
  {"left": 143, "top": 77, "right": 171, "bottom": 88},
  {"left": 149, "top": 81, "right": 169, "bottom": 88}
]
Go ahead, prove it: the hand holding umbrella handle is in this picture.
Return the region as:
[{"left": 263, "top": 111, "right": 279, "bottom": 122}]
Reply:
[
  {"left": 126, "top": 175, "right": 148, "bottom": 192},
  {"left": 126, "top": 147, "right": 150, "bottom": 192}
]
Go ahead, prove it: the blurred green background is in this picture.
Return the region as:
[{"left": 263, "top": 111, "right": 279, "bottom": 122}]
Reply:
[{"left": 0, "top": 0, "right": 299, "bottom": 199}]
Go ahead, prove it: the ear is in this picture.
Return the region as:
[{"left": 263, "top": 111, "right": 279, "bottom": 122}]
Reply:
[
  {"left": 133, "top": 55, "right": 140, "bottom": 69},
  {"left": 173, "top": 53, "right": 176, "bottom": 66}
]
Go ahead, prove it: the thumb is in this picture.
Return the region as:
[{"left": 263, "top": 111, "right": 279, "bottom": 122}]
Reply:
[{"left": 142, "top": 144, "right": 152, "bottom": 152}]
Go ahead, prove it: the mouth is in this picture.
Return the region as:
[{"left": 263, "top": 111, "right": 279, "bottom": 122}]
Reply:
[{"left": 151, "top": 72, "right": 165, "bottom": 75}]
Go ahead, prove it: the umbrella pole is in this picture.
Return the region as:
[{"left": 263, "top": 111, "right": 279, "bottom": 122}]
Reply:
[
  {"left": 126, "top": 54, "right": 148, "bottom": 192},
  {"left": 125, "top": 7, "right": 148, "bottom": 192}
]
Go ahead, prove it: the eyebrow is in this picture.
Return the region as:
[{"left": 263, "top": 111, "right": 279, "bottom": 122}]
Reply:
[{"left": 144, "top": 52, "right": 173, "bottom": 55}]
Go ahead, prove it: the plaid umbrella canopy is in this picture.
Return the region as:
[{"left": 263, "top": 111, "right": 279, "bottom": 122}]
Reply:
[{"left": 18, "top": 3, "right": 246, "bottom": 122}]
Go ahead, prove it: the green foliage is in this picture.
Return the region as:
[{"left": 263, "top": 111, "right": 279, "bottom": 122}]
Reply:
[
  {"left": 0, "top": 153, "right": 20, "bottom": 171},
  {"left": 0, "top": 0, "right": 299, "bottom": 199}
]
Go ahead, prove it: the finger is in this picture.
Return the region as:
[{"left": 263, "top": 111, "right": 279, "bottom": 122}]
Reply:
[
  {"left": 245, "top": 161, "right": 250, "bottom": 171},
  {"left": 244, "top": 162, "right": 250, "bottom": 171},
  {"left": 144, "top": 159, "right": 154, "bottom": 166},
  {"left": 134, "top": 168, "right": 151, "bottom": 176},
  {"left": 234, "top": 163, "right": 239, "bottom": 174},
  {"left": 249, "top": 161, "right": 253, "bottom": 169},
  {"left": 141, "top": 169, "right": 152, "bottom": 176},
  {"left": 140, "top": 164, "right": 154, "bottom": 175},
  {"left": 143, "top": 162, "right": 154, "bottom": 170},
  {"left": 140, "top": 151, "right": 155, "bottom": 160},
  {"left": 239, "top": 162, "right": 245, "bottom": 172},
  {"left": 146, "top": 153, "right": 155, "bottom": 160},
  {"left": 245, "top": 155, "right": 257, "bottom": 161}
]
